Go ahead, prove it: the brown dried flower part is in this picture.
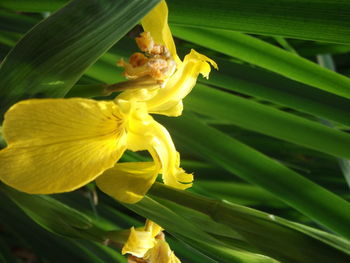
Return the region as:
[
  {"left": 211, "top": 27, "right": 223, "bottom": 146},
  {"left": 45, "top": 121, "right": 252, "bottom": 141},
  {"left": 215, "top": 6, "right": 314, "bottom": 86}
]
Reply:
[
  {"left": 155, "top": 231, "right": 165, "bottom": 241},
  {"left": 130, "top": 53, "right": 149, "bottom": 67},
  {"left": 118, "top": 32, "right": 176, "bottom": 84},
  {"left": 136, "top": 32, "right": 170, "bottom": 57}
]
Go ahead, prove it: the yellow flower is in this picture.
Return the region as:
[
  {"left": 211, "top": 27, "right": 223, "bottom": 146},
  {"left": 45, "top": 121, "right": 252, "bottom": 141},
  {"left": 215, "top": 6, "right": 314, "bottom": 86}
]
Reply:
[
  {"left": 0, "top": 0, "right": 216, "bottom": 203},
  {"left": 123, "top": 220, "right": 181, "bottom": 263},
  {"left": 117, "top": 0, "right": 217, "bottom": 117},
  {"left": 0, "top": 97, "right": 192, "bottom": 203},
  {"left": 145, "top": 240, "right": 181, "bottom": 263}
]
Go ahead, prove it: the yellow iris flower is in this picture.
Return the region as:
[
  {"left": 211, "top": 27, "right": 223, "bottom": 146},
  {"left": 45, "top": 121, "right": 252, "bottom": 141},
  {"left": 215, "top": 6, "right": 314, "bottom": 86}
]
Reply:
[
  {"left": 123, "top": 220, "right": 180, "bottom": 263},
  {"left": 117, "top": 0, "right": 217, "bottom": 117},
  {"left": 0, "top": 0, "right": 216, "bottom": 204}
]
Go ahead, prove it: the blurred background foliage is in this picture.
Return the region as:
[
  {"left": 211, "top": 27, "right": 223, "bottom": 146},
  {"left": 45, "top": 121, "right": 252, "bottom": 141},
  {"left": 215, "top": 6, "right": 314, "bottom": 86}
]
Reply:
[{"left": 1, "top": 0, "right": 350, "bottom": 262}]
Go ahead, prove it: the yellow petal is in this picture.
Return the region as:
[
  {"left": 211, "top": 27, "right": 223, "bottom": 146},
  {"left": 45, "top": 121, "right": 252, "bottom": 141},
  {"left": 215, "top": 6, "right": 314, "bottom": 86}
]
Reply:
[
  {"left": 122, "top": 220, "right": 163, "bottom": 258},
  {"left": 122, "top": 226, "right": 155, "bottom": 257},
  {"left": 150, "top": 101, "right": 183, "bottom": 117},
  {"left": 144, "top": 220, "right": 163, "bottom": 237},
  {"left": 96, "top": 162, "right": 158, "bottom": 203},
  {"left": 141, "top": 0, "right": 181, "bottom": 64},
  {"left": 116, "top": 85, "right": 159, "bottom": 105},
  {"left": 125, "top": 108, "right": 193, "bottom": 190},
  {"left": 147, "top": 49, "right": 217, "bottom": 116},
  {"left": 145, "top": 239, "right": 182, "bottom": 263},
  {"left": 0, "top": 98, "right": 126, "bottom": 194}
]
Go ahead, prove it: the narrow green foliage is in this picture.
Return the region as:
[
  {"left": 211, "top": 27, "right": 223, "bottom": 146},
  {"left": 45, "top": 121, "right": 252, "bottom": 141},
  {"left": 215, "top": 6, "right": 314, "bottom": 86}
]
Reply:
[
  {"left": 148, "top": 183, "right": 350, "bottom": 263},
  {"left": 202, "top": 57, "right": 350, "bottom": 127},
  {"left": 125, "top": 196, "right": 279, "bottom": 263},
  {"left": 0, "top": 184, "right": 107, "bottom": 241},
  {"left": 2, "top": 0, "right": 350, "bottom": 262},
  {"left": 187, "top": 84, "right": 350, "bottom": 159},
  {"left": 0, "top": 0, "right": 160, "bottom": 121},
  {"left": 168, "top": 0, "right": 350, "bottom": 44},
  {"left": 172, "top": 26, "right": 350, "bottom": 100},
  {"left": 158, "top": 114, "right": 350, "bottom": 239}
]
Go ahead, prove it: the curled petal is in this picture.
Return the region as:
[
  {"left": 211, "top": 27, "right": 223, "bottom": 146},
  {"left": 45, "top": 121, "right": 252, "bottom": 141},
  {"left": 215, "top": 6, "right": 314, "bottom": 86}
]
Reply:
[
  {"left": 122, "top": 220, "right": 162, "bottom": 258},
  {"left": 141, "top": 0, "right": 181, "bottom": 64},
  {"left": 125, "top": 107, "right": 193, "bottom": 190},
  {"left": 0, "top": 99, "right": 126, "bottom": 194},
  {"left": 122, "top": 227, "right": 155, "bottom": 257},
  {"left": 150, "top": 101, "right": 183, "bottom": 117},
  {"left": 144, "top": 219, "right": 163, "bottom": 237},
  {"left": 187, "top": 49, "right": 218, "bottom": 77},
  {"left": 145, "top": 240, "right": 182, "bottom": 263},
  {"left": 96, "top": 162, "right": 158, "bottom": 204},
  {"left": 116, "top": 84, "right": 159, "bottom": 105},
  {"left": 147, "top": 49, "right": 217, "bottom": 116}
]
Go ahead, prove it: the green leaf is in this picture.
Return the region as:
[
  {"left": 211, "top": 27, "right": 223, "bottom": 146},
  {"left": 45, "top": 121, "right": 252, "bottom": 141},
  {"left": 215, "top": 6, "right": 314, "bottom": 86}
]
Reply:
[
  {"left": 147, "top": 183, "right": 350, "bottom": 263},
  {"left": 157, "top": 114, "right": 350, "bottom": 239},
  {"left": 298, "top": 43, "right": 350, "bottom": 57},
  {"left": 195, "top": 181, "right": 285, "bottom": 207},
  {"left": 125, "top": 196, "right": 279, "bottom": 263},
  {"left": 0, "top": 0, "right": 67, "bottom": 12},
  {"left": 0, "top": 0, "right": 160, "bottom": 121},
  {"left": 202, "top": 57, "right": 350, "bottom": 127},
  {"left": 316, "top": 54, "right": 350, "bottom": 190},
  {"left": 14, "top": 0, "right": 350, "bottom": 45},
  {"left": 172, "top": 26, "right": 350, "bottom": 100},
  {"left": 0, "top": 194, "right": 124, "bottom": 263},
  {"left": 186, "top": 84, "right": 350, "bottom": 159},
  {"left": 0, "top": 184, "right": 107, "bottom": 241},
  {"left": 0, "top": 10, "right": 37, "bottom": 34},
  {"left": 167, "top": 0, "right": 350, "bottom": 44}
]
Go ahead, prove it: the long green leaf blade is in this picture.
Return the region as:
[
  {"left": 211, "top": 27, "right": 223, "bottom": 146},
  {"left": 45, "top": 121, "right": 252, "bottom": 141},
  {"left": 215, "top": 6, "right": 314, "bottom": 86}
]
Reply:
[
  {"left": 186, "top": 84, "right": 350, "bottom": 159},
  {"left": 158, "top": 114, "right": 350, "bottom": 239},
  {"left": 125, "top": 196, "right": 278, "bottom": 263},
  {"left": 168, "top": 0, "right": 350, "bottom": 44},
  {"left": 147, "top": 183, "right": 350, "bottom": 263},
  {"left": 5, "top": 0, "right": 350, "bottom": 45},
  {"left": 0, "top": 0, "right": 68, "bottom": 12},
  {"left": 203, "top": 58, "right": 350, "bottom": 127},
  {"left": 0, "top": 0, "right": 159, "bottom": 120},
  {"left": 172, "top": 26, "right": 350, "bottom": 100}
]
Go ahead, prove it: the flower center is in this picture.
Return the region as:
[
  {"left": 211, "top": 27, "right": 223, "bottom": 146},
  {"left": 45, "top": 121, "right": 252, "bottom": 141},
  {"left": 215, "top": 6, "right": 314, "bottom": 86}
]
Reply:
[{"left": 118, "top": 32, "right": 176, "bottom": 85}]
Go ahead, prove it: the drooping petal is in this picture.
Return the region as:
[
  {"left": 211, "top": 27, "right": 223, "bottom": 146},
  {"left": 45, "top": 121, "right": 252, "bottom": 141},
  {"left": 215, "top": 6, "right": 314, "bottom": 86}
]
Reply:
[
  {"left": 141, "top": 0, "right": 181, "bottom": 64},
  {"left": 116, "top": 83, "right": 159, "bottom": 105},
  {"left": 122, "top": 226, "right": 155, "bottom": 258},
  {"left": 144, "top": 219, "right": 163, "bottom": 237},
  {"left": 0, "top": 98, "right": 126, "bottom": 194},
  {"left": 96, "top": 162, "right": 159, "bottom": 203},
  {"left": 145, "top": 239, "right": 182, "bottom": 263},
  {"left": 123, "top": 103, "right": 193, "bottom": 190},
  {"left": 122, "top": 220, "right": 162, "bottom": 258},
  {"left": 146, "top": 49, "right": 218, "bottom": 116}
]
